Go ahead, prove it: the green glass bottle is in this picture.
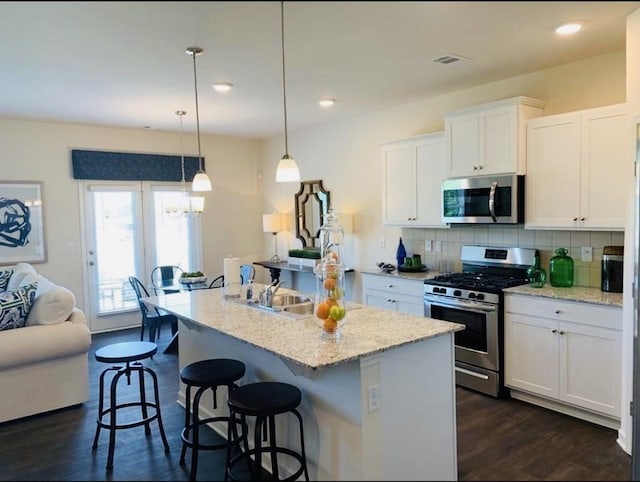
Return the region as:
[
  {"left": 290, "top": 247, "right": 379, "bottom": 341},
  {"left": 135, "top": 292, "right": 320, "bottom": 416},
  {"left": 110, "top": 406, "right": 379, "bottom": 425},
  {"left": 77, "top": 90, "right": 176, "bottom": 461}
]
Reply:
[
  {"left": 549, "top": 248, "right": 574, "bottom": 287},
  {"left": 526, "top": 251, "right": 546, "bottom": 288}
]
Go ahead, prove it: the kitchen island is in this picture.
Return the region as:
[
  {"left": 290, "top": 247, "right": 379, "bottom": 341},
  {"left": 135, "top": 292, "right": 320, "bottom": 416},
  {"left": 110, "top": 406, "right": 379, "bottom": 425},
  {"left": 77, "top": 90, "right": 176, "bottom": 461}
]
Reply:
[{"left": 144, "top": 285, "right": 464, "bottom": 480}]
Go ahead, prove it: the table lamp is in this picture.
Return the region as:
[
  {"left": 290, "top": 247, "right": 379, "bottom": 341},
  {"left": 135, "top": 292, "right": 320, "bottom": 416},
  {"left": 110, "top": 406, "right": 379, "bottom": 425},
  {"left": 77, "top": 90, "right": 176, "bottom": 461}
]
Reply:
[{"left": 263, "top": 213, "right": 284, "bottom": 262}]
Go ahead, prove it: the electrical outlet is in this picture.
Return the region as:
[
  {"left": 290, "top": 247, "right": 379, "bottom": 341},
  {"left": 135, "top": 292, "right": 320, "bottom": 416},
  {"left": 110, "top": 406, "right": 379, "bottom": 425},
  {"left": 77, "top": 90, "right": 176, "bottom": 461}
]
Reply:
[
  {"left": 425, "top": 240, "right": 432, "bottom": 252},
  {"left": 581, "top": 246, "right": 593, "bottom": 262},
  {"left": 434, "top": 240, "right": 442, "bottom": 252},
  {"left": 368, "top": 384, "right": 380, "bottom": 412}
]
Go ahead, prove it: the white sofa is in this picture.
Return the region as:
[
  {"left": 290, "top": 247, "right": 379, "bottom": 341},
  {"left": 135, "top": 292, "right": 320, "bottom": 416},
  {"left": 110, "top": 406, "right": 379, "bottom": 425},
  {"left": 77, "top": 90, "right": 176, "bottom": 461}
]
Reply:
[{"left": 0, "top": 263, "right": 91, "bottom": 423}]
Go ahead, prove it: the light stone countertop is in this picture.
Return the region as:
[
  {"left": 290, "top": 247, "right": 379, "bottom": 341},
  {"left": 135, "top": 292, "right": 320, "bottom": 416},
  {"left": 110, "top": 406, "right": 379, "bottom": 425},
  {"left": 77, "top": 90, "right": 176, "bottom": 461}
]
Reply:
[
  {"left": 504, "top": 284, "right": 623, "bottom": 307},
  {"left": 360, "top": 268, "right": 444, "bottom": 282},
  {"left": 143, "top": 284, "right": 464, "bottom": 372}
]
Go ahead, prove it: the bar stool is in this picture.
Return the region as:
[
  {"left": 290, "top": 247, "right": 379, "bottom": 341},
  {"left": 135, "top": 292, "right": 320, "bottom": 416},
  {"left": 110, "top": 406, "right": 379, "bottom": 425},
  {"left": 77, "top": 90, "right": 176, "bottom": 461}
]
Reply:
[
  {"left": 92, "top": 341, "right": 170, "bottom": 471},
  {"left": 179, "top": 358, "right": 247, "bottom": 481},
  {"left": 225, "top": 381, "right": 309, "bottom": 482}
]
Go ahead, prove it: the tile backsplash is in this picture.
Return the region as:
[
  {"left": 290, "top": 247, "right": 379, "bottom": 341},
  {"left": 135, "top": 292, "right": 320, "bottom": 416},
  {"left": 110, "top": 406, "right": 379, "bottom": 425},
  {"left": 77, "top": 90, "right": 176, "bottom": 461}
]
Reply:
[{"left": 400, "top": 226, "right": 625, "bottom": 289}]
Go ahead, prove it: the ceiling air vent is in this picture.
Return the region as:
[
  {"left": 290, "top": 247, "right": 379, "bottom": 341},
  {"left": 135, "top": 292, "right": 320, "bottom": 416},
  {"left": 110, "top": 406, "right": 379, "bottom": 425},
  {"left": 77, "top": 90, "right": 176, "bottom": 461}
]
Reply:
[{"left": 432, "top": 53, "right": 470, "bottom": 65}]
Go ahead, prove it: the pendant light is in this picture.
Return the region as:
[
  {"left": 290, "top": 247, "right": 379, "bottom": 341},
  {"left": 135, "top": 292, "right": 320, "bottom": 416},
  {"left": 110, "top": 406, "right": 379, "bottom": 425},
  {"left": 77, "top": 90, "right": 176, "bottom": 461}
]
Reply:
[
  {"left": 275, "top": 1, "right": 301, "bottom": 183},
  {"left": 186, "top": 46, "right": 213, "bottom": 191},
  {"left": 166, "top": 110, "right": 204, "bottom": 219}
]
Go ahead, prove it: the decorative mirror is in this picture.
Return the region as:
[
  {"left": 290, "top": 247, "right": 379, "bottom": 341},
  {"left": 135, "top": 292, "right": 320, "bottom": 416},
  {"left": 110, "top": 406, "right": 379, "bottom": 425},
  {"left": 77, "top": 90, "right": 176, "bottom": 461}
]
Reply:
[{"left": 294, "top": 180, "right": 331, "bottom": 248}]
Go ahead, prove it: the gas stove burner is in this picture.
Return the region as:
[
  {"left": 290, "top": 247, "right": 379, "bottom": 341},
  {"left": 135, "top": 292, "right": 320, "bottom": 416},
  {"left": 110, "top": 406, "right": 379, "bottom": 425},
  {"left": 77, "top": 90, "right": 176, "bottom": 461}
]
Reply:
[{"left": 428, "top": 271, "right": 528, "bottom": 292}]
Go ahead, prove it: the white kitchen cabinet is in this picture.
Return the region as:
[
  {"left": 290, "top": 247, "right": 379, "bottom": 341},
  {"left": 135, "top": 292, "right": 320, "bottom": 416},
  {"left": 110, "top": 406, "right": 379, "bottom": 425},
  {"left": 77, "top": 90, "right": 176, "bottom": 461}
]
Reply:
[
  {"left": 444, "top": 96, "right": 545, "bottom": 178},
  {"left": 504, "top": 293, "right": 622, "bottom": 424},
  {"left": 381, "top": 132, "right": 448, "bottom": 227},
  {"left": 525, "top": 103, "right": 630, "bottom": 230},
  {"left": 362, "top": 273, "right": 425, "bottom": 316}
]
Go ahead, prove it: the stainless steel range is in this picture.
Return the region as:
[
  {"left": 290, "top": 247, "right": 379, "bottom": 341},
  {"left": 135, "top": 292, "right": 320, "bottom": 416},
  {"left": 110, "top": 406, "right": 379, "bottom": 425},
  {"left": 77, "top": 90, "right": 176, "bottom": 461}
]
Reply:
[{"left": 424, "top": 246, "right": 536, "bottom": 397}]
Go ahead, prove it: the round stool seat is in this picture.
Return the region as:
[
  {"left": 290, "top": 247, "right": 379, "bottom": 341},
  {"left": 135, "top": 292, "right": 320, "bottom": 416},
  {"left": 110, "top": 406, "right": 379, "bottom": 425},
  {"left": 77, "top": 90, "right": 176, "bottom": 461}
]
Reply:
[
  {"left": 228, "top": 381, "right": 301, "bottom": 416},
  {"left": 92, "top": 341, "right": 169, "bottom": 471},
  {"left": 180, "top": 358, "right": 246, "bottom": 387},
  {"left": 226, "top": 381, "right": 308, "bottom": 481},
  {"left": 95, "top": 341, "right": 157, "bottom": 363},
  {"left": 179, "top": 358, "right": 247, "bottom": 481}
]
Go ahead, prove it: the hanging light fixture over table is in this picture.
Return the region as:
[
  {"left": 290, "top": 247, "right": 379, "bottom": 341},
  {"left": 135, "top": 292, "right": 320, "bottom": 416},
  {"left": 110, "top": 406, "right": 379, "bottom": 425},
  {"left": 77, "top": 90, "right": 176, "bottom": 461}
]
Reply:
[
  {"left": 275, "top": 1, "right": 301, "bottom": 183},
  {"left": 186, "top": 46, "right": 213, "bottom": 192},
  {"left": 166, "top": 110, "right": 204, "bottom": 218}
]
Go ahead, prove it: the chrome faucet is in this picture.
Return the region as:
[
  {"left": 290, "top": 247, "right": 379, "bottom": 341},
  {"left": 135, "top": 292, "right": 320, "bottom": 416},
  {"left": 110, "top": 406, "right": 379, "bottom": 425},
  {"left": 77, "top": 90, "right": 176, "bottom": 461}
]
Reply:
[{"left": 259, "top": 280, "right": 282, "bottom": 308}]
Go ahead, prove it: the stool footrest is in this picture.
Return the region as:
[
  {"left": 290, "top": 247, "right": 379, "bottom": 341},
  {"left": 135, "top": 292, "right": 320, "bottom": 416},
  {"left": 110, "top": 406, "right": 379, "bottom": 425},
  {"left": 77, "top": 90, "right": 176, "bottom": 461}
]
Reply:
[
  {"left": 227, "top": 446, "right": 306, "bottom": 482},
  {"left": 96, "top": 401, "right": 161, "bottom": 431},
  {"left": 180, "top": 416, "right": 247, "bottom": 452}
]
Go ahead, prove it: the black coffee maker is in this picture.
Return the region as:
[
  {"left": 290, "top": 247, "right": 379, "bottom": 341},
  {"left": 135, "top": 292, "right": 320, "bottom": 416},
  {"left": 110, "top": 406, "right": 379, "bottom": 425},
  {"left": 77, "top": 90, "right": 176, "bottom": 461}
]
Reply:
[{"left": 601, "top": 246, "right": 624, "bottom": 293}]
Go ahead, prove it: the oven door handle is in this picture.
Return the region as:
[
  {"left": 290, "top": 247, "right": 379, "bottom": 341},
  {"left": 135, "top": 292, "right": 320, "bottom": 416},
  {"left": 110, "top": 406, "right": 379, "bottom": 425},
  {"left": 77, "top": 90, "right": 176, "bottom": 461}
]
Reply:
[
  {"left": 455, "top": 366, "right": 490, "bottom": 380},
  {"left": 489, "top": 180, "right": 498, "bottom": 222},
  {"left": 425, "top": 296, "right": 497, "bottom": 313}
]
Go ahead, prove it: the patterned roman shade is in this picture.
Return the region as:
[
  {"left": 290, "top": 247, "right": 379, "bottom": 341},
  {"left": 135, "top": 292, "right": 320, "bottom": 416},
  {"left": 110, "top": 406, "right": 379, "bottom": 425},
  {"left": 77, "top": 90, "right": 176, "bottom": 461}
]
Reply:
[{"left": 71, "top": 149, "right": 204, "bottom": 181}]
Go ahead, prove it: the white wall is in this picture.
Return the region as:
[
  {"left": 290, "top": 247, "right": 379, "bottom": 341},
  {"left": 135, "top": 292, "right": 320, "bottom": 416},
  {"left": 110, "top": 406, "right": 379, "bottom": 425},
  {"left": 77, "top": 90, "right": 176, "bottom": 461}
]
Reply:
[
  {"left": 619, "top": 6, "right": 640, "bottom": 456},
  {"left": 0, "top": 118, "right": 263, "bottom": 324},
  {"left": 258, "top": 50, "right": 627, "bottom": 299}
]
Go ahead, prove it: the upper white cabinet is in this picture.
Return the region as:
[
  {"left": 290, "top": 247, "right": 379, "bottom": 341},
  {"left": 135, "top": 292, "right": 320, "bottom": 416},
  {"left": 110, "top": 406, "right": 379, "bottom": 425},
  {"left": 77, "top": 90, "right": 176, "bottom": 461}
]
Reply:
[
  {"left": 444, "top": 96, "right": 546, "bottom": 178},
  {"left": 525, "top": 103, "right": 630, "bottom": 230},
  {"left": 381, "top": 132, "right": 448, "bottom": 227}
]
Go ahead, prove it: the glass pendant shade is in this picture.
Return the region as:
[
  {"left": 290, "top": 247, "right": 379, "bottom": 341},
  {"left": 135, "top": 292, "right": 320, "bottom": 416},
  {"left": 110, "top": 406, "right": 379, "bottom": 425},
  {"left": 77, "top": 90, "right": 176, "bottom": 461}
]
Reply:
[
  {"left": 192, "top": 171, "right": 212, "bottom": 191},
  {"left": 275, "top": 2, "right": 301, "bottom": 183},
  {"left": 186, "top": 46, "right": 213, "bottom": 192},
  {"left": 276, "top": 154, "right": 300, "bottom": 182}
]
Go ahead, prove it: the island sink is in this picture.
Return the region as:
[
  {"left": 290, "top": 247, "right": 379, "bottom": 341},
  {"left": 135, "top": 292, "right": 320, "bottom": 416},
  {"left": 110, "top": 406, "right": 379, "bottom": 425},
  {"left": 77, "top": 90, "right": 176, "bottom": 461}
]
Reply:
[{"left": 270, "top": 294, "right": 312, "bottom": 307}]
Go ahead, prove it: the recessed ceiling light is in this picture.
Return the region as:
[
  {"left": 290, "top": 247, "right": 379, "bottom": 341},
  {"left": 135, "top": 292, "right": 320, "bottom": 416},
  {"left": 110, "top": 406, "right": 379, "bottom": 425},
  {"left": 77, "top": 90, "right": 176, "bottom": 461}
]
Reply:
[
  {"left": 212, "top": 82, "right": 233, "bottom": 93},
  {"left": 318, "top": 98, "right": 335, "bottom": 108},
  {"left": 555, "top": 21, "right": 583, "bottom": 35}
]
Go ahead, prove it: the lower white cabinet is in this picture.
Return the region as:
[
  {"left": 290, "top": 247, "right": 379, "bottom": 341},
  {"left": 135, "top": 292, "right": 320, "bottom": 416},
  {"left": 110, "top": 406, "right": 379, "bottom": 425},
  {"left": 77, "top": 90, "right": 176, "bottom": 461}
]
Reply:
[
  {"left": 362, "top": 273, "right": 425, "bottom": 316},
  {"left": 504, "top": 293, "right": 621, "bottom": 422}
]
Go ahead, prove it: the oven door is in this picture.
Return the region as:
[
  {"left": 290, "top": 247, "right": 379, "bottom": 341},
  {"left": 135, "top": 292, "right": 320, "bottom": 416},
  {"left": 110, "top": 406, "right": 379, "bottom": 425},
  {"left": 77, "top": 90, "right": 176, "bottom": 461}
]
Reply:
[{"left": 424, "top": 293, "right": 499, "bottom": 371}]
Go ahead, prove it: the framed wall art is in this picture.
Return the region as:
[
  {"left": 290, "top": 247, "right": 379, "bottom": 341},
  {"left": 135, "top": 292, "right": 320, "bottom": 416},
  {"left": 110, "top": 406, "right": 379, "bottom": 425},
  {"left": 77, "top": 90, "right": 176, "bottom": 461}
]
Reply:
[{"left": 0, "top": 181, "right": 46, "bottom": 265}]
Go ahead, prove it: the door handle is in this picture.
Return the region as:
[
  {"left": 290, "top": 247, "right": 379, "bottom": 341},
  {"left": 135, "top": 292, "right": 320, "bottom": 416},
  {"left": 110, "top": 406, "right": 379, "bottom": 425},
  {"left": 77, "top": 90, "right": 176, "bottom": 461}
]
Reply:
[
  {"left": 89, "top": 261, "right": 95, "bottom": 266},
  {"left": 489, "top": 181, "right": 498, "bottom": 222}
]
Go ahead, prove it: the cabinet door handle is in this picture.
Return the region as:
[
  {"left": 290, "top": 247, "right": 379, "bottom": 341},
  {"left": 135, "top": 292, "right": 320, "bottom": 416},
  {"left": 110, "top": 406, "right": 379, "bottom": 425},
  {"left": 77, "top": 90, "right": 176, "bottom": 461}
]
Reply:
[
  {"left": 559, "top": 330, "right": 565, "bottom": 335},
  {"left": 573, "top": 217, "right": 578, "bottom": 222},
  {"left": 388, "top": 284, "right": 394, "bottom": 288},
  {"left": 555, "top": 310, "right": 561, "bottom": 314},
  {"left": 580, "top": 217, "right": 585, "bottom": 221},
  {"left": 478, "top": 165, "right": 483, "bottom": 170},
  {"left": 552, "top": 329, "right": 558, "bottom": 333},
  {"left": 473, "top": 166, "right": 478, "bottom": 170},
  {"left": 387, "top": 299, "right": 396, "bottom": 303}
]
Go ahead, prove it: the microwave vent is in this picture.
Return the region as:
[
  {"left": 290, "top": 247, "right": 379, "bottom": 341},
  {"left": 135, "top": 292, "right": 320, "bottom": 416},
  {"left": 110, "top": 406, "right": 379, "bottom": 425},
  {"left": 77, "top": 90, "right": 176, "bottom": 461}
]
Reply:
[{"left": 432, "top": 53, "right": 471, "bottom": 65}]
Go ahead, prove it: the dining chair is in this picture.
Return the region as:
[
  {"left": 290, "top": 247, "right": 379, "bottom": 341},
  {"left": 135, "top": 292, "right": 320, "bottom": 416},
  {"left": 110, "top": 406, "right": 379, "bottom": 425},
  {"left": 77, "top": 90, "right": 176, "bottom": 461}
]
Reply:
[
  {"left": 208, "top": 275, "right": 225, "bottom": 289},
  {"left": 239, "top": 264, "right": 255, "bottom": 285},
  {"left": 150, "top": 265, "right": 184, "bottom": 294},
  {"left": 128, "top": 276, "right": 178, "bottom": 343}
]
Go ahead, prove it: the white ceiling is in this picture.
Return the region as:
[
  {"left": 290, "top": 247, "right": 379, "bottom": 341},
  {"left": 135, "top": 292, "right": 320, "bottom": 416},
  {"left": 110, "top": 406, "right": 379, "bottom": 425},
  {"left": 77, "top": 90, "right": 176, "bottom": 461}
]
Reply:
[{"left": 0, "top": 1, "right": 638, "bottom": 138}]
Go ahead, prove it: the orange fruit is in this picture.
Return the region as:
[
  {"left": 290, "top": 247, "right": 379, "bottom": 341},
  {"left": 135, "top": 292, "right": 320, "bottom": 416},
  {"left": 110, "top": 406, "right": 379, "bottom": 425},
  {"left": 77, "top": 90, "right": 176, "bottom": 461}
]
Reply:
[
  {"left": 315, "top": 301, "right": 330, "bottom": 320},
  {"left": 323, "top": 278, "right": 336, "bottom": 290},
  {"left": 323, "top": 318, "right": 338, "bottom": 333},
  {"left": 325, "top": 297, "right": 337, "bottom": 308}
]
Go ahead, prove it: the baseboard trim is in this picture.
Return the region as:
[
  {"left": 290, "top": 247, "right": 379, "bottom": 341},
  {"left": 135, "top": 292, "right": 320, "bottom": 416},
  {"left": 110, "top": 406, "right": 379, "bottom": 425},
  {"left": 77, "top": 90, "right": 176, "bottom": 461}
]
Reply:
[{"left": 509, "top": 389, "right": 620, "bottom": 430}]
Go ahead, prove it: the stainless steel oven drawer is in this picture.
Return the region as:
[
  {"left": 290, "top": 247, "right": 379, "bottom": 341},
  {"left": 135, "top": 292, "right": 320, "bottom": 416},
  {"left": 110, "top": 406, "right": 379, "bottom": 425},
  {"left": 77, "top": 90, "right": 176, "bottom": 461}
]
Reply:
[{"left": 455, "top": 361, "right": 500, "bottom": 397}]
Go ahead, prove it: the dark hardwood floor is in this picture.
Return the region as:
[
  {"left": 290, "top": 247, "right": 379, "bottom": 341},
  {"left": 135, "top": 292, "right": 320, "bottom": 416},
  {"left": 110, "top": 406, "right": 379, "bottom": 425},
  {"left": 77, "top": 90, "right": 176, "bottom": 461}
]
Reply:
[{"left": 0, "top": 327, "right": 632, "bottom": 481}]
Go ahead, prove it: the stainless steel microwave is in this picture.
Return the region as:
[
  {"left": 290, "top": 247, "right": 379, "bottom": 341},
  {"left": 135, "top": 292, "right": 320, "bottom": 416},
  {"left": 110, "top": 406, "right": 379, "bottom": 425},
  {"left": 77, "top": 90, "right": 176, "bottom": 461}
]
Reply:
[{"left": 442, "top": 174, "right": 524, "bottom": 224}]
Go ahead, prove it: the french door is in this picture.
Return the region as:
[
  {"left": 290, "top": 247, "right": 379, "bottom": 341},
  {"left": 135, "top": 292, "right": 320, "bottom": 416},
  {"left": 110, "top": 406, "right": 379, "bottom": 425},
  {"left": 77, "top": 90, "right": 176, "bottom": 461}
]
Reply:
[{"left": 80, "top": 181, "right": 202, "bottom": 333}]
